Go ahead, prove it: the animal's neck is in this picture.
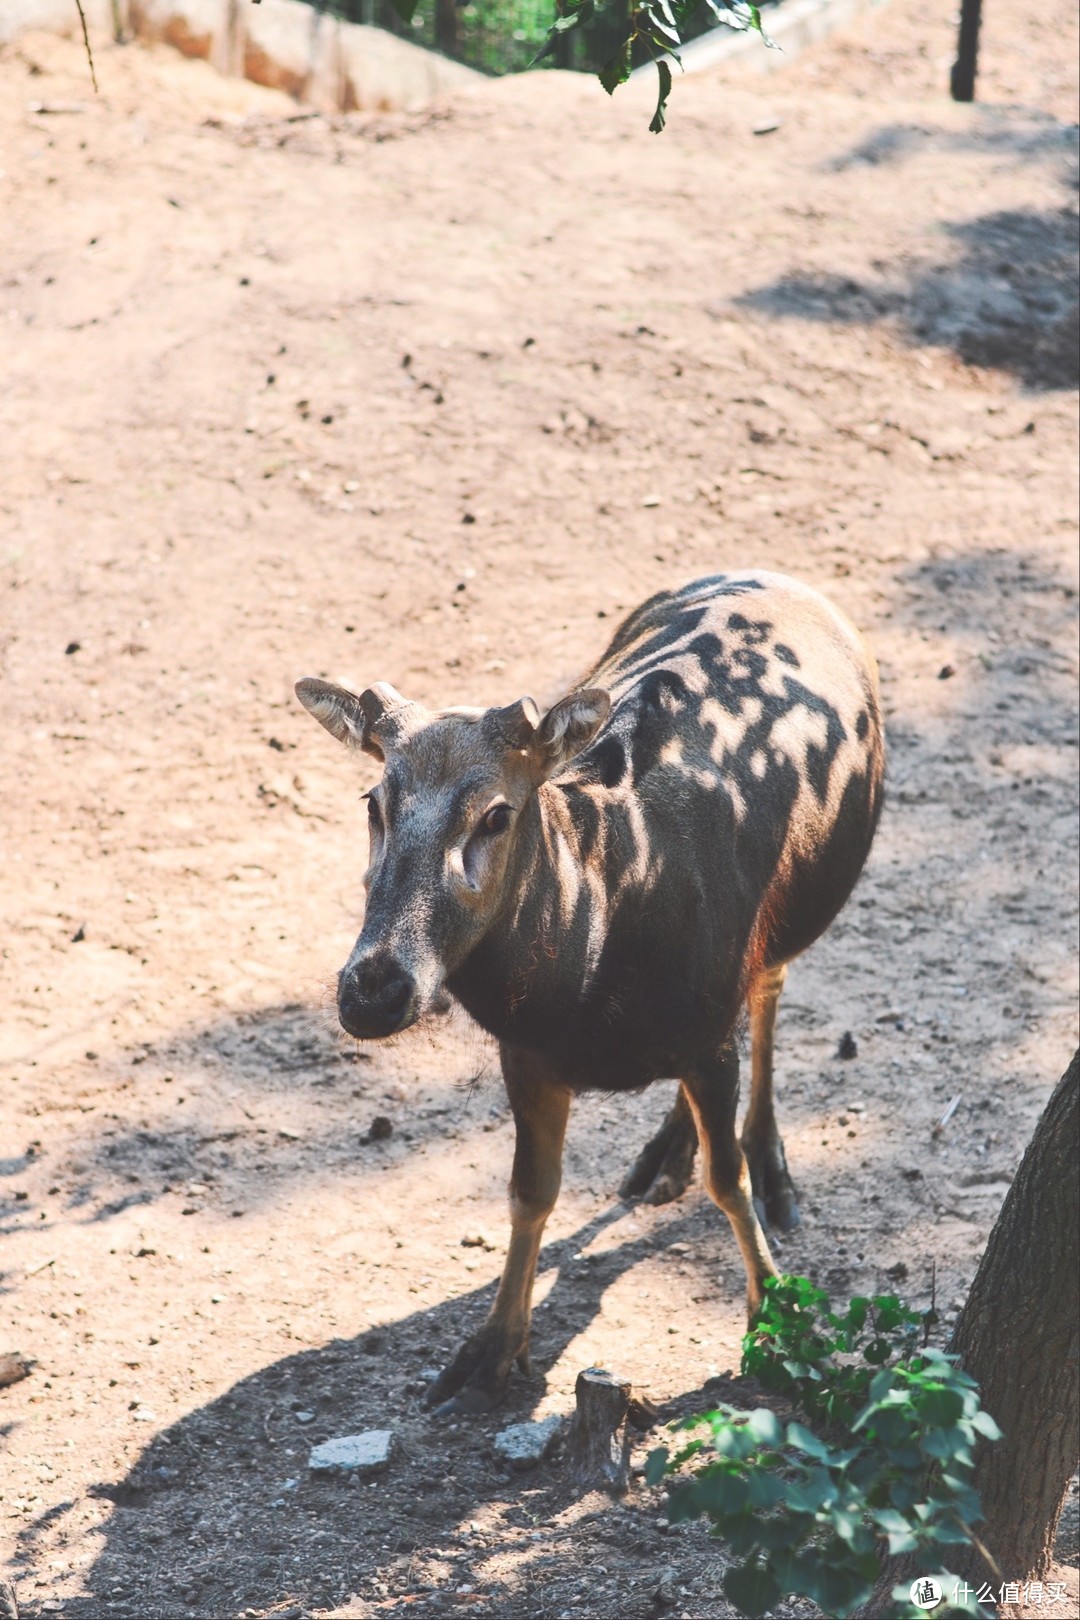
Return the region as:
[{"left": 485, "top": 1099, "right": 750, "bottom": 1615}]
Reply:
[
  {"left": 495, "top": 780, "right": 590, "bottom": 963},
  {"left": 449, "top": 781, "right": 600, "bottom": 1043}
]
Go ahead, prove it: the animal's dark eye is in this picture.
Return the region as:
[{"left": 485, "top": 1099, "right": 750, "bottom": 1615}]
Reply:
[
  {"left": 481, "top": 803, "right": 511, "bottom": 836},
  {"left": 367, "top": 795, "right": 382, "bottom": 832}
]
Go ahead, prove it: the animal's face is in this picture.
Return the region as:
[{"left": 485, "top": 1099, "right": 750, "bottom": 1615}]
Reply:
[{"left": 295, "top": 678, "right": 609, "bottom": 1039}]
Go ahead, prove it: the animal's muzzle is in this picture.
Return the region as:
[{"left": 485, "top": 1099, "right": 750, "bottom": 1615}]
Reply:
[{"left": 338, "top": 954, "right": 415, "bottom": 1039}]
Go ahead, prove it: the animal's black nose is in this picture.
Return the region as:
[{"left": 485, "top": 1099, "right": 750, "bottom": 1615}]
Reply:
[{"left": 338, "top": 956, "right": 415, "bottom": 1039}]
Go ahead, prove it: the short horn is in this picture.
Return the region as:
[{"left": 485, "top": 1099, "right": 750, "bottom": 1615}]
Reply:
[
  {"left": 358, "top": 682, "right": 408, "bottom": 725},
  {"left": 492, "top": 696, "right": 540, "bottom": 750}
]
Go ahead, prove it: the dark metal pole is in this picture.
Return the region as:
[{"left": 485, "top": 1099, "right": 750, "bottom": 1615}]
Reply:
[
  {"left": 435, "top": 0, "right": 459, "bottom": 56},
  {"left": 950, "top": 0, "right": 982, "bottom": 101}
]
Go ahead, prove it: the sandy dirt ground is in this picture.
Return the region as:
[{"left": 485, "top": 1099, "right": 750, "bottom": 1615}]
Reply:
[{"left": 1, "top": 1, "right": 1077, "bottom": 1616}]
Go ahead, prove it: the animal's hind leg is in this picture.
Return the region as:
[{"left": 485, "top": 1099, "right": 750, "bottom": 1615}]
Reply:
[
  {"left": 619, "top": 1083, "right": 698, "bottom": 1205},
  {"left": 741, "top": 962, "right": 801, "bottom": 1232},
  {"left": 683, "top": 1042, "right": 777, "bottom": 1319}
]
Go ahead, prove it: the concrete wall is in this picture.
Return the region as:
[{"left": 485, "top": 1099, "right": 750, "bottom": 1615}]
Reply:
[
  {"left": 1, "top": 0, "right": 114, "bottom": 42},
  {"left": 1, "top": 0, "right": 480, "bottom": 112}
]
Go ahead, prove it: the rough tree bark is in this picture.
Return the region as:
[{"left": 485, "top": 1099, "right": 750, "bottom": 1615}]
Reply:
[
  {"left": 567, "top": 1367, "right": 633, "bottom": 1494},
  {"left": 947, "top": 1050, "right": 1079, "bottom": 1580},
  {"left": 566, "top": 1367, "right": 658, "bottom": 1495},
  {"left": 865, "top": 1051, "right": 1079, "bottom": 1615},
  {"left": 434, "top": 0, "right": 458, "bottom": 57}
]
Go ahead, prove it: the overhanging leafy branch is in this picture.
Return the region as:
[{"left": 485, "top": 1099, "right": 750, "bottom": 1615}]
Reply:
[
  {"left": 535, "top": 0, "right": 776, "bottom": 131},
  {"left": 383, "top": 0, "right": 776, "bottom": 131}
]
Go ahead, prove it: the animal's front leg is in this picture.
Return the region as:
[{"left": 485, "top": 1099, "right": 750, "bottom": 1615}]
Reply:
[{"left": 426, "top": 1045, "right": 571, "bottom": 1415}]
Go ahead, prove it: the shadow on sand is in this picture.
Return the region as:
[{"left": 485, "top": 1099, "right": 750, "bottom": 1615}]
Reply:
[
  {"left": 735, "top": 111, "right": 1079, "bottom": 391},
  {"left": 13, "top": 1195, "right": 749, "bottom": 1620}
]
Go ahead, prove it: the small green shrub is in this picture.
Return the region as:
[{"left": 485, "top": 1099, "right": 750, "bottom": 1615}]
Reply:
[
  {"left": 644, "top": 1276, "right": 1001, "bottom": 1620},
  {"left": 743, "top": 1273, "right": 930, "bottom": 1428}
]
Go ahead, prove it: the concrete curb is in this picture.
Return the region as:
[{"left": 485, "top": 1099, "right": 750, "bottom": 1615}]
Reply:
[{"left": 631, "top": 0, "right": 889, "bottom": 79}]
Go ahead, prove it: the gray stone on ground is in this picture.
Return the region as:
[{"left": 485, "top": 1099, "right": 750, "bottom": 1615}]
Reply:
[
  {"left": 493, "top": 1414, "right": 565, "bottom": 1469},
  {"left": 308, "top": 1430, "right": 396, "bottom": 1474},
  {"left": 652, "top": 1566, "right": 679, "bottom": 1607},
  {"left": 0, "top": 1353, "right": 31, "bottom": 1389}
]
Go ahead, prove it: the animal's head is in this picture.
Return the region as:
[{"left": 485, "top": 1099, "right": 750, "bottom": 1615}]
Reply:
[{"left": 295, "top": 677, "right": 610, "bottom": 1039}]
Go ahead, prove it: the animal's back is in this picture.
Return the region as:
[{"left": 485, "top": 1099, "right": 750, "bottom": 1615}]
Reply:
[
  {"left": 566, "top": 570, "right": 884, "bottom": 1014},
  {"left": 587, "top": 570, "right": 879, "bottom": 746}
]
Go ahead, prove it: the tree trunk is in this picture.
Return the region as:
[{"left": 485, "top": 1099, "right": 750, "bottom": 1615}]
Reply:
[
  {"left": 434, "top": 0, "right": 458, "bottom": 57},
  {"left": 949, "top": 1050, "right": 1079, "bottom": 1579},
  {"left": 865, "top": 1051, "right": 1079, "bottom": 1615},
  {"left": 949, "top": 0, "right": 983, "bottom": 102}
]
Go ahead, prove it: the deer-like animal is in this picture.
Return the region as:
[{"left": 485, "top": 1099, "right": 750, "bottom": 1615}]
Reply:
[{"left": 295, "top": 571, "right": 885, "bottom": 1413}]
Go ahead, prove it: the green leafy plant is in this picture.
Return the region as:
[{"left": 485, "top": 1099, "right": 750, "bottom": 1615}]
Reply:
[
  {"left": 535, "top": 0, "right": 777, "bottom": 131},
  {"left": 743, "top": 1273, "right": 930, "bottom": 1428},
  {"left": 644, "top": 1277, "right": 1001, "bottom": 1619}
]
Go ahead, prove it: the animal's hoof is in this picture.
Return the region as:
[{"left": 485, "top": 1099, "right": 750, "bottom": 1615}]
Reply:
[
  {"left": 642, "top": 1169, "right": 693, "bottom": 1206},
  {"left": 422, "top": 1322, "right": 525, "bottom": 1415},
  {"left": 619, "top": 1157, "right": 654, "bottom": 1199},
  {"left": 755, "top": 1173, "right": 801, "bottom": 1232},
  {"left": 620, "top": 1106, "right": 697, "bottom": 1204},
  {"left": 751, "top": 1182, "right": 801, "bottom": 1232},
  {"left": 744, "top": 1137, "right": 801, "bottom": 1233},
  {"left": 430, "top": 1388, "right": 501, "bottom": 1418},
  {"left": 769, "top": 1187, "right": 801, "bottom": 1232}
]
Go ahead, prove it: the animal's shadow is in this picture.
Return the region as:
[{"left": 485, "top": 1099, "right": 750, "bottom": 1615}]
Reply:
[{"left": 12, "top": 1200, "right": 752, "bottom": 1620}]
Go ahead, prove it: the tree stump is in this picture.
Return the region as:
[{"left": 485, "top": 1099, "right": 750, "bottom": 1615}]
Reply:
[{"left": 567, "top": 1367, "right": 657, "bottom": 1494}]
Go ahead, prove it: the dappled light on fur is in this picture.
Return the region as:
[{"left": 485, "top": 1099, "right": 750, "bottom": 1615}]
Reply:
[{"left": 295, "top": 571, "right": 885, "bottom": 1414}]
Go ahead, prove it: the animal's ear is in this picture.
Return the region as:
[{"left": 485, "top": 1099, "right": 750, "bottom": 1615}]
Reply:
[
  {"left": 530, "top": 688, "right": 610, "bottom": 780},
  {"left": 294, "top": 678, "right": 408, "bottom": 760}
]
